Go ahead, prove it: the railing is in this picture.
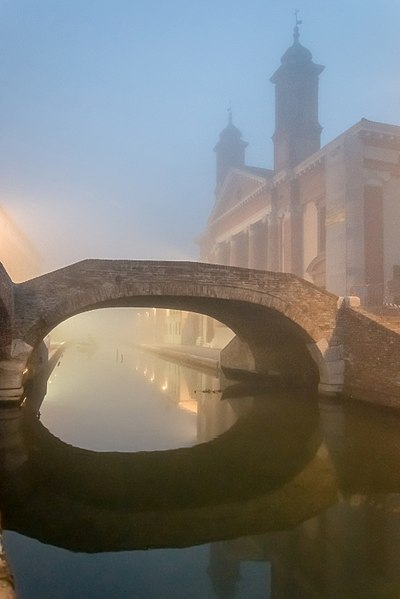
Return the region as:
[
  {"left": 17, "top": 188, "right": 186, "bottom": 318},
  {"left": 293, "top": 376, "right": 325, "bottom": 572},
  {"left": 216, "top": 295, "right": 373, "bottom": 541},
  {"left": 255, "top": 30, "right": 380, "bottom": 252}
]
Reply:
[{"left": 350, "top": 284, "right": 400, "bottom": 312}]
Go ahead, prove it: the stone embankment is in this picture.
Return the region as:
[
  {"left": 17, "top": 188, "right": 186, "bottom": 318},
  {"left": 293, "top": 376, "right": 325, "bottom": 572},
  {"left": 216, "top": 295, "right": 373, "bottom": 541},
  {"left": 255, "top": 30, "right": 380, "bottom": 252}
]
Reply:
[
  {"left": 139, "top": 344, "right": 220, "bottom": 374},
  {"left": 338, "top": 306, "right": 400, "bottom": 409},
  {"left": 0, "top": 521, "right": 16, "bottom": 599}
]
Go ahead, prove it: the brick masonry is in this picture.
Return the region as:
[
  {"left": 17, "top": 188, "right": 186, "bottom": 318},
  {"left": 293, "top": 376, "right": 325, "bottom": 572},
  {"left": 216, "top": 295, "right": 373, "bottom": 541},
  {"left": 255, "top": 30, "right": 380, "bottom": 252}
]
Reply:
[
  {"left": 0, "top": 264, "right": 13, "bottom": 358},
  {"left": 11, "top": 260, "right": 338, "bottom": 343},
  {"left": 339, "top": 307, "right": 400, "bottom": 409}
]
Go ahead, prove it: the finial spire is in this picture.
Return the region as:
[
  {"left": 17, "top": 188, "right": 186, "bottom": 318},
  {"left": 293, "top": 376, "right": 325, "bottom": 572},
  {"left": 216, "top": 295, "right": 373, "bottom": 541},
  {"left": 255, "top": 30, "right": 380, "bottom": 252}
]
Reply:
[
  {"left": 227, "top": 104, "right": 233, "bottom": 125},
  {"left": 293, "top": 9, "right": 302, "bottom": 43}
]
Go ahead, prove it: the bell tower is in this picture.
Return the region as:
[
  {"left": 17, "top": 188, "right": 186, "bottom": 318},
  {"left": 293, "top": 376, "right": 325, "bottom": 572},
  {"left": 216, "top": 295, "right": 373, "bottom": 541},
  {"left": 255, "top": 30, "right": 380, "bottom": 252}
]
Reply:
[
  {"left": 270, "top": 16, "right": 324, "bottom": 172},
  {"left": 214, "top": 109, "right": 248, "bottom": 190}
]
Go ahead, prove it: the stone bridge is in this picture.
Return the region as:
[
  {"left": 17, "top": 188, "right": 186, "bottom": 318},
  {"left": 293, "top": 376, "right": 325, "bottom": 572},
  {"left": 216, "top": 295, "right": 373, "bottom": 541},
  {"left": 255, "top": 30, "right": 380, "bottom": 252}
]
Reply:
[{"left": 0, "top": 259, "right": 400, "bottom": 408}]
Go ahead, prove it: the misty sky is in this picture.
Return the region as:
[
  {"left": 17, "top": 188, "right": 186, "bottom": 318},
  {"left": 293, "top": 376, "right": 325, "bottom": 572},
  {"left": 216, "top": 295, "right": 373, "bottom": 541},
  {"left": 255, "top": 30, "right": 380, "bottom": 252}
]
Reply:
[{"left": 0, "top": 0, "right": 399, "bottom": 274}]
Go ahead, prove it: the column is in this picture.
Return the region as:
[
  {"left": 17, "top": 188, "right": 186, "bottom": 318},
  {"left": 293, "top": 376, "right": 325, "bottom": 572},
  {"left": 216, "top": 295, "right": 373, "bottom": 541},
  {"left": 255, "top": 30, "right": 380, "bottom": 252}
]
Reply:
[
  {"left": 229, "top": 235, "right": 241, "bottom": 267},
  {"left": 267, "top": 212, "right": 280, "bottom": 271},
  {"left": 262, "top": 218, "right": 269, "bottom": 270},
  {"left": 267, "top": 188, "right": 280, "bottom": 272},
  {"left": 290, "top": 179, "right": 304, "bottom": 277},
  {"left": 248, "top": 221, "right": 269, "bottom": 270},
  {"left": 214, "top": 243, "right": 225, "bottom": 265},
  {"left": 237, "top": 231, "right": 249, "bottom": 268},
  {"left": 248, "top": 224, "right": 258, "bottom": 269}
]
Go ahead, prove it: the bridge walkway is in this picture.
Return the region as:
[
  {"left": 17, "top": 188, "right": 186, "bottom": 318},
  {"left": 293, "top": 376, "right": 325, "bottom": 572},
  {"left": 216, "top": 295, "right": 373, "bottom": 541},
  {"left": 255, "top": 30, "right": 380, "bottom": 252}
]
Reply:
[{"left": 356, "top": 307, "right": 400, "bottom": 334}]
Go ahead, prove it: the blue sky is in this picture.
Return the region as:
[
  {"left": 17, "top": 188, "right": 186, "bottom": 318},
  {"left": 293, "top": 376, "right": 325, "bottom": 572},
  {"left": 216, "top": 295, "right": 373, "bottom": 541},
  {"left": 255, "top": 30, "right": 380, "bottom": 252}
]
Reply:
[{"left": 0, "top": 0, "right": 399, "bottom": 272}]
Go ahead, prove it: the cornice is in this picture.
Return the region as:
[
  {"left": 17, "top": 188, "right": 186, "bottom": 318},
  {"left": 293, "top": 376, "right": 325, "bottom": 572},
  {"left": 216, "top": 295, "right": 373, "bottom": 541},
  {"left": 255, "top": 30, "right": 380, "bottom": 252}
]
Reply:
[{"left": 207, "top": 181, "right": 269, "bottom": 231}]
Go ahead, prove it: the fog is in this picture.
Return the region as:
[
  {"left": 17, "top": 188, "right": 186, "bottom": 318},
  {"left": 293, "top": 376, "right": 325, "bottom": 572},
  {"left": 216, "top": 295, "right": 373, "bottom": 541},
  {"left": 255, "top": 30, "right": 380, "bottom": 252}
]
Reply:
[
  {"left": 0, "top": 0, "right": 399, "bottom": 274},
  {"left": 49, "top": 308, "right": 136, "bottom": 346}
]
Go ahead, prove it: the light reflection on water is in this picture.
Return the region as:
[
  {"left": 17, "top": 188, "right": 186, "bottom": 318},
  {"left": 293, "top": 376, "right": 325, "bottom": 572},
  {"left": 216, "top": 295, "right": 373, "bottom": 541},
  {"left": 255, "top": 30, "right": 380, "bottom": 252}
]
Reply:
[
  {"left": 1, "top": 344, "right": 400, "bottom": 598},
  {"left": 41, "top": 345, "right": 203, "bottom": 451}
]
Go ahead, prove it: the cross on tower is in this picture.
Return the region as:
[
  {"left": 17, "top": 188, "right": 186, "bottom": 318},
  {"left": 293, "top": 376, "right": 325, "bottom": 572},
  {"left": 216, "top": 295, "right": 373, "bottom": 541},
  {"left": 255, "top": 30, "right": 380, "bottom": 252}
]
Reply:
[{"left": 294, "top": 9, "right": 302, "bottom": 42}]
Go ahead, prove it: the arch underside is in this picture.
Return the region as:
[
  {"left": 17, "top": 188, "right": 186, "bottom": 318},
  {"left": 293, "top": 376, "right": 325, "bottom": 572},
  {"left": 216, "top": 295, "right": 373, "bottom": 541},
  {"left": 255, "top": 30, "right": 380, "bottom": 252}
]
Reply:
[{"left": 26, "top": 295, "right": 321, "bottom": 388}]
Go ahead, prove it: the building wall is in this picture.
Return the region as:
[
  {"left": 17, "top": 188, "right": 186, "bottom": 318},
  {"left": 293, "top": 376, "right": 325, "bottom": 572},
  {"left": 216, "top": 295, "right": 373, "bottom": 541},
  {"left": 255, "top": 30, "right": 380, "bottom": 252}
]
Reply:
[
  {"left": 383, "top": 175, "right": 400, "bottom": 287},
  {"left": 302, "top": 200, "right": 319, "bottom": 280},
  {"left": 201, "top": 123, "right": 400, "bottom": 308},
  {"left": 362, "top": 139, "right": 400, "bottom": 303},
  {"left": 344, "top": 134, "right": 365, "bottom": 297},
  {"left": 319, "top": 143, "right": 346, "bottom": 295},
  {"left": 0, "top": 205, "right": 41, "bottom": 283}
]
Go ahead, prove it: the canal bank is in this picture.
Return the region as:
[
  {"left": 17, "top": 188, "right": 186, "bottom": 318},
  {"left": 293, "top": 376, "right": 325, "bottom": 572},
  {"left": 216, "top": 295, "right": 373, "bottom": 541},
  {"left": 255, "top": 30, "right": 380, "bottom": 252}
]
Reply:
[
  {"left": 0, "top": 522, "right": 16, "bottom": 599},
  {"left": 139, "top": 344, "right": 220, "bottom": 375},
  {"left": 138, "top": 344, "right": 310, "bottom": 390}
]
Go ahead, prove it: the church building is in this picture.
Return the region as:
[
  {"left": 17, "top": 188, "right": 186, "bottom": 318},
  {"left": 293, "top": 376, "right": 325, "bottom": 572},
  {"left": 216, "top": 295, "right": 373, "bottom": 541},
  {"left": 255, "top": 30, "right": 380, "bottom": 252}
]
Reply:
[{"left": 198, "top": 24, "right": 400, "bottom": 307}]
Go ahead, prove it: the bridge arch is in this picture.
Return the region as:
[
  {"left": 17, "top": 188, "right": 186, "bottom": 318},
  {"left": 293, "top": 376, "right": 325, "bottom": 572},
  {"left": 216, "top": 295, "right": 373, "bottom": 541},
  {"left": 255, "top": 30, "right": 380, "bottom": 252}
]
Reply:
[{"left": 10, "top": 260, "right": 342, "bottom": 394}]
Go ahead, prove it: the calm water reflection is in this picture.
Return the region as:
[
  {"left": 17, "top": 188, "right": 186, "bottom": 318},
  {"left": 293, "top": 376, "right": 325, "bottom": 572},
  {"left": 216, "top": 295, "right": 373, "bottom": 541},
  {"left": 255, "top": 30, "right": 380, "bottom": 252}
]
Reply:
[{"left": 1, "top": 344, "right": 400, "bottom": 598}]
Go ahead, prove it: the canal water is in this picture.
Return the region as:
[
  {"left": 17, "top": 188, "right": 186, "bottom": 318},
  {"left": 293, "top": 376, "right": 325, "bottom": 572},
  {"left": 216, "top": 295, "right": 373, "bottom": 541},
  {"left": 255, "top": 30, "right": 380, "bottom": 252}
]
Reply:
[{"left": 1, "top": 341, "right": 400, "bottom": 598}]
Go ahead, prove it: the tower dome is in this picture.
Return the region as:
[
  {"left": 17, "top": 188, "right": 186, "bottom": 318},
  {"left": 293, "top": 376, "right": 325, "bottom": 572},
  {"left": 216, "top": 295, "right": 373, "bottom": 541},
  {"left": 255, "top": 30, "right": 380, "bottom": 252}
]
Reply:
[
  {"left": 218, "top": 114, "right": 244, "bottom": 143},
  {"left": 280, "top": 24, "right": 313, "bottom": 65},
  {"left": 214, "top": 110, "right": 248, "bottom": 189}
]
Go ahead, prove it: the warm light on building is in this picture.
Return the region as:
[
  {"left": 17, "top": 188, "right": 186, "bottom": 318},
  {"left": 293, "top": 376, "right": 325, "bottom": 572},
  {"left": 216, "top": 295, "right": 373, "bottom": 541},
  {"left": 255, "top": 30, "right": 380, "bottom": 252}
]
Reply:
[{"left": 0, "top": 205, "right": 41, "bottom": 282}]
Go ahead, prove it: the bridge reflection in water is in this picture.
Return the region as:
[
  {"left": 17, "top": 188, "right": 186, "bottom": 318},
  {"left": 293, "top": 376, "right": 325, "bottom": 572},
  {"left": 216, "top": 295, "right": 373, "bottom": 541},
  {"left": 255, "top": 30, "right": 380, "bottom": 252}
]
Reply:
[{"left": 1, "top": 346, "right": 400, "bottom": 598}]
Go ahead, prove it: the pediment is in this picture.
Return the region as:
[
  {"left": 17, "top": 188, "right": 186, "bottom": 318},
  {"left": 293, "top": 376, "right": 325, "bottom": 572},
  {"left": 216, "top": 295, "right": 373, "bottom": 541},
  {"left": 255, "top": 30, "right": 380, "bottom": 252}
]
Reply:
[{"left": 209, "top": 167, "right": 270, "bottom": 222}]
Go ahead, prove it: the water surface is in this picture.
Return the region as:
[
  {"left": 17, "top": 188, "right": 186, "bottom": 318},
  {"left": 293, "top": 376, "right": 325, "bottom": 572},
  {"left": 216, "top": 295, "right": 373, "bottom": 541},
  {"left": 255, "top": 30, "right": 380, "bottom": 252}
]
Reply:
[{"left": 1, "top": 343, "right": 400, "bottom": 598}]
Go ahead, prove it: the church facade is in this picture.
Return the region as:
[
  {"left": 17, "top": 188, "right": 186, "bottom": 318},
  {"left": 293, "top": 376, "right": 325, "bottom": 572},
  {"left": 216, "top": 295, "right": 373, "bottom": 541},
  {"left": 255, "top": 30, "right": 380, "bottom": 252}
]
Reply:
[{"left": 198, "top": 26, "right": 400, "bottom": 307}]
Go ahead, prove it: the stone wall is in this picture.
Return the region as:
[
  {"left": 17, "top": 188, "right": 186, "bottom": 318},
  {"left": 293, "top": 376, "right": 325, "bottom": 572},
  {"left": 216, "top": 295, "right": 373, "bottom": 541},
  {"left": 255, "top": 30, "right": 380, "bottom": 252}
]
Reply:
[
  {"left": 0, "top": 264, "right": 13, "bottom": 358},
  {"left": 340, "top": 307, "right": 400, "bottom": 408}
]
